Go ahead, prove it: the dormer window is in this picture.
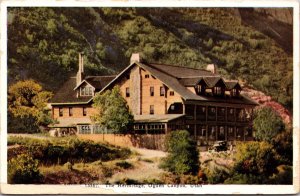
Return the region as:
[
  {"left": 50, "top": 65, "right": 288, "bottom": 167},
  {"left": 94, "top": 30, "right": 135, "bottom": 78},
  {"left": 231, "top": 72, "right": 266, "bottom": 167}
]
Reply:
[
  {"left": 80, "top": 86, "right": 93, "bottom": 96},
  {"left": 232, "top": 88, "right": 240, "bottom": 97},
  {"left": 214, "top": 86, "right": 222, "bottom": 95},
  {"left": 195, "top": 84, "right": 206, "bottom": 95}
]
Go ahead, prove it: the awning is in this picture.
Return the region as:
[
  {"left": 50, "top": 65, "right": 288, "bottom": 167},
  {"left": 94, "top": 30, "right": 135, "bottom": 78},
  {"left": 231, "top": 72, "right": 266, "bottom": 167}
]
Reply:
[
  {"left": 134, "top": 114, "right": 185, "bottom": 123},
  {"left": 49, "top": 117, "right": 92, "bottom": 128}
]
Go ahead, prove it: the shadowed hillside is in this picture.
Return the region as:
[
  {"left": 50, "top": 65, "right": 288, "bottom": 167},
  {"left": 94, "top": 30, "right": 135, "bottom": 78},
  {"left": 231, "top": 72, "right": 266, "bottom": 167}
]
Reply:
[{"left": 7, "top": 7, "right": 293, "bottom": 110}]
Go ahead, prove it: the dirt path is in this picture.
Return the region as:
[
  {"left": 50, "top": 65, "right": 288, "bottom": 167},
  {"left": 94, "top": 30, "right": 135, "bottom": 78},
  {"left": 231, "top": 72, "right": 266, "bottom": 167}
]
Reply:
[{"left": 108, "top": 147, "right": 167, "bottom": 183}]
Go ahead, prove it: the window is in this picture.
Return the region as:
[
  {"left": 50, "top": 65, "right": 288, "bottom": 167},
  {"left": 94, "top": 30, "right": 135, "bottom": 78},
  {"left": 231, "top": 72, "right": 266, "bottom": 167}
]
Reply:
[
  {"left": 170, "top": 105, "right": 175, "bottom": 110},
  {"left": 214, "top": 86, "right": 222, "bottom": 95},
  {"left": 126, "top": 87, "right": 130, "bottom": 97},
  {"left": 160, "top": 86, "right": 165, "bottom": 96},
  {"left": 170, "top": 91, "right": 174, "bottom": 96},
  {"left": 150, "top": 105, "right": 154, "bottom": 115},
  {"left": 195, "top": 85, "right": 206, "bottom": 95},
  {"left": 150, "top": 86, "right": 154, "bottom": 96},
  {"left": 145, "top": 74, "right": 149, "bottom": 78},
  {"left": 83, "top": 107, "right": 87, "bottom": 116},
  {"left": 69, "top": 107, "right": 73, "bottom": 116},
  {"left": 80, "top": 86, "right": 93, "bottom": 96},
  {"left": 59, "top": 108, "right": 63, "bottom": 117}
]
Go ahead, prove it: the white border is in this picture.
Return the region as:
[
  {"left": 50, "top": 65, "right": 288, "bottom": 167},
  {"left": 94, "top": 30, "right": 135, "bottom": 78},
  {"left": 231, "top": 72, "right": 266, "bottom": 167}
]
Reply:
[{"left": 1, "top": 0, "right": 299, "bottom": 194}]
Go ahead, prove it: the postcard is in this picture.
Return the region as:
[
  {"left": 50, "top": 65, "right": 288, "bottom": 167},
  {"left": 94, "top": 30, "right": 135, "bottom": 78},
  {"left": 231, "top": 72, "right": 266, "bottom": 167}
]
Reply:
[{"left": 0, "top": 0, "right": 299, "bottom": 194}]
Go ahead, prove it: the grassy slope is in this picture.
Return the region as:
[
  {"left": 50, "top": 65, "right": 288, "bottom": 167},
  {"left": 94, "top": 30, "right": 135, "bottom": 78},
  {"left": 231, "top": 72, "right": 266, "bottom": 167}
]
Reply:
[{"left": 7, "top": 7, "right": 293, "bottom": 109}]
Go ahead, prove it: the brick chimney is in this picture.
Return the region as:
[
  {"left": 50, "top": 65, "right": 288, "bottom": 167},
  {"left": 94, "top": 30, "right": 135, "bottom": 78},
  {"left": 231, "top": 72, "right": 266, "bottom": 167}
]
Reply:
[
  {"left": 206, "top": 64, "right": 218, "bottom": 74},
  {"left": 130, "top": 53, "right": 141, "bottom": 64},
  {"left": 76, "top": 52, "right": 84, "bottom": 86}
]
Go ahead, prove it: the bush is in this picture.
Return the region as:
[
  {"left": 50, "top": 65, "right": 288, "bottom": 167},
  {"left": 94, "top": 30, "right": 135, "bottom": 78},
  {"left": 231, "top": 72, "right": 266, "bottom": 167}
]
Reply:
[
  {"left": 115, "top": 161, "right": 133, "bottom": 169},
  {"left": 224, "top": 173, "right": 264, "bottom": 184},
  {"left": 205, "top": 167, "right": 229, "bottom": 184},
  {"left": 271, "top": 128, "right": 293, "bottom": 165},
  {"left": 268, "top": 165, "right": 293, "bottom": 184},
  {"left": 231, "top": 141, "right": 278, "bottom": 184},
  {"left": 160, "top": 130, "right": 199, "bottom": 175},
  {"left": 8, "top": 137, "right": 132, "bottom": 165},
  {"left": 8, "top": 154, "right": 42, "bottom": 184}
]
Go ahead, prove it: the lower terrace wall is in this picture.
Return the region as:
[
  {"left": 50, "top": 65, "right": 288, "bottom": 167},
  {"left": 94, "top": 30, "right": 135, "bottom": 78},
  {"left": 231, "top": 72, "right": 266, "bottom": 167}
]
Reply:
[{"left": 77, "top": 134, "right": 166, "bottom": 151}]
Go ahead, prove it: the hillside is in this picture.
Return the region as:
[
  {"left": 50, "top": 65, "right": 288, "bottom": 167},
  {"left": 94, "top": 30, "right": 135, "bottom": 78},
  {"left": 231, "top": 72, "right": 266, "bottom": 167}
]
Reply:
[{"left": 7, "top": 7, "right": 293, "bottom": 110}]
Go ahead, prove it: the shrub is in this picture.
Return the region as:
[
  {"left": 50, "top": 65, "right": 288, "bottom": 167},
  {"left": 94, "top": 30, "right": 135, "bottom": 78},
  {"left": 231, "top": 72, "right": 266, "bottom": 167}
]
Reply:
[
  {"left": 224, "top": 173, "right": 264, "bottom": 184},
  {"left": 268, "top": 165, "right": 293, "bottom": 184},
  {"left": 8, "top": 154, "right": 42, "bottom": 184},
  {"left": 205, "top": 167, "right": 229, "bottom": 184},
  {"left": 64, "top": 162, "right": 73, "bottom": 171},
  {"left": 232, "top": 141, "right": 278, "bottom": 182},
  {"left": 160, "top": 130, "right": 199, "bottom": 175},
  {"left": 115, "top": 178, "right": 140, "bottom": 185},
  {"left": 271, "top": 128, "right": 293, "bottom": 165},
  {"left": 115, "top": 161, "right": 133, "bottom": 169}
]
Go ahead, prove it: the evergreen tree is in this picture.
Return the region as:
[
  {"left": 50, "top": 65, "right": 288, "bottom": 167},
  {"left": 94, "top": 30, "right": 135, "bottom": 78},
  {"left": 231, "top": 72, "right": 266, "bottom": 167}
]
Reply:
[
  {"left": 253, "top": 106, "right": 285, "bottom": 142},
  {"left": 160, "top": 130, "right": 199, "bottom": 175}
]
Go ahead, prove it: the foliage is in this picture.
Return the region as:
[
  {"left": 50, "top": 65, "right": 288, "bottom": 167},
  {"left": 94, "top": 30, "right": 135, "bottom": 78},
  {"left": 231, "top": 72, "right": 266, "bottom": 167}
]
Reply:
[
  {"left": 7, "top": 136, "right": 132, "bottom": 165},
  {"left": 8, "top": 154, "right": 42, "bottom": 184},
  {"left": 233, "top": 141, "right": 277, "bottom": 182},
  {"left": 205, "top": 166, "right": 230, "bottom": 184},
  {"left": 253, "top": 106, "right": 285, "bottom": 142},
  {"left": 224, "top": 173, "right": 264, "bottom": 184},
  {"left": 8, "top": 80, "right": 53, "bottom": 133},
  {"left": 271, "top": 128, "right": 293, "bottom": 165},
  {"left": 92, "top": 86, "right": 134, "bottom": 133},
  {"left": 8, "top": 8, "right": 292, "bottom": 110},
  {"left": 115, "top": 161, "right": 133, "bottom": 169},
  {"left": 268, "top": 165, "right": 293, "bottom": 184},
  {"left": 160, "top": 130, "right": 199, "bottom": 175}
]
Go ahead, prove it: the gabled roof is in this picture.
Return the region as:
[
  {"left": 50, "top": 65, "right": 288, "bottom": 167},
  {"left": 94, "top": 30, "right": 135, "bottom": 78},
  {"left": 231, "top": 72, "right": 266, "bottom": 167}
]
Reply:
[
  {"left": 85, "top": 76, "right": 116, "bottom": 91},
  {"left": 149, "top": 63, "right": 216, "bottom": 78},
  {"left": 225, "top": 81, "right": 241, "bottom": 90},
  {"left": 50, "top": 75, "right": 115, "bottom": 104},
  {"left": 101, "top": 61, "right": 257, "bottom": 105},
  {"left": 50, "top": 77, "right": 92, "bottom": 104}
]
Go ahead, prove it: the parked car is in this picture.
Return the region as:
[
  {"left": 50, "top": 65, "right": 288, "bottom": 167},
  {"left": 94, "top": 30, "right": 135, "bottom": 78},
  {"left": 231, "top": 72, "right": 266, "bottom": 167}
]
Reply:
[{"left": 209, "top": 141, "right": 228, "bottom": 152}]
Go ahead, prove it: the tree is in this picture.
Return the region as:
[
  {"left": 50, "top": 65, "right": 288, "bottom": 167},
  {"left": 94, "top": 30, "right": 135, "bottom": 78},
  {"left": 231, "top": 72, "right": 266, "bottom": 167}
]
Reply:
[
  {"left": 253, "top": 106, "right": 285, "bottom": 142},
  {"left": 92, "top": 86, "right": 134, "bottom": 133},
  {"left": 8, "top": 154, "right": 42, "bottom": 184},
  {"left": 160, "top": 130, "right": 199, "bottom": 175},
  {"left": 228, "top": 141, "right": 278, "bottom": 184},
  {"left": 271, "top": 128, "right": 293, "bottom": 165},
  {"left": 8, "top": 80, "right": 53, "bottom": 133}
]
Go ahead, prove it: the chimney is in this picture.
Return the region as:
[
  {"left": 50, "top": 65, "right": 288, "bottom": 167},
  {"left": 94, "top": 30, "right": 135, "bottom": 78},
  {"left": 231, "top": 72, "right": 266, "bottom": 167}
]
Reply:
[
  {"left": 130, "top": 53, "right": 141, "bottom": 64},
  {"left": 76, "top": 52, "right": 84, "bottom": 86},
  {"left": 206, "top": 64, "right": 218, "bottom": 74}
]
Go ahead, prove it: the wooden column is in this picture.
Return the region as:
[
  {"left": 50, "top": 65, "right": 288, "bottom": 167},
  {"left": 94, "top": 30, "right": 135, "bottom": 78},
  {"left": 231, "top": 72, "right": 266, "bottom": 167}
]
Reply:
[
  {"left": 225, "top": 126, "right": 227, "bottom": 141},
  {"left": 194, "top": 105, "right": 197, "bottom": 138},
  {"left": 225, "top": 107, "right": 228, "bottom": 122},
  {"left": 205, "top": 105, "right": 208, "bottom": 122},
  {"left": 206, "top": 125, "right": 208, "bottom": 145},
  {"left": 164, "top": 123, "right": 168, "bottom": 134}
]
